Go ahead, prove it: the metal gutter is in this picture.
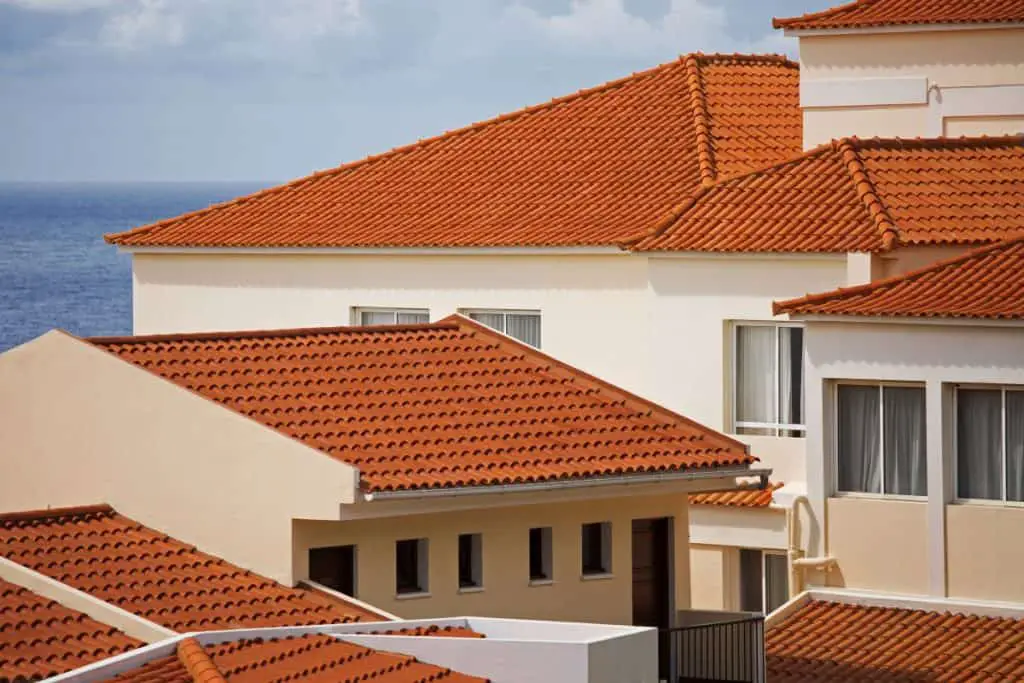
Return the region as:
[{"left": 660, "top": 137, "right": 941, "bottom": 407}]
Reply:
[
  {"left": 363, "top": 466, "right": 771, "bottom": 502},
  {"left": 783, "top": 22, "right": 1024, "bottom": 37}
]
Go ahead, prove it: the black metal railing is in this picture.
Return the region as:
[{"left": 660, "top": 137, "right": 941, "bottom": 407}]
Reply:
[{"left": 661, "top": 610, "right": 765, "bottom": 683}]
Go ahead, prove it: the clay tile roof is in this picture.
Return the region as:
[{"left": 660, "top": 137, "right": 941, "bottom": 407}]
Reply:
[
  {"left": 775, "top": 234, "right": 1024, "bottom": 319},
  {"left": 104, "top": 54, "right": 800, "bottom": 250},
  {"left": 766, "top": 599, "right": 1024, "bottom": 681},
  {"left": 369, "top": 625, "right": 484, "bottom": 638},
  {"left": 0, "top": 504, "right": 383, "bottom": 632},
  {"left": 87, "top": 315, "right": 753, "bottom": 493},
  {"left": 774, "top": 0, "right": 1024, "bottom": 31},
  {"left": 0, "top": 577, "right": 142, "bottom": 682},
  {"left": 633, "top": 136, "right": 1024, "bottom": 253},
  {"left": 690, "top": 481, "right": 782, "bottom": 508},
  {"left": 105, "top": 634, "right": 488, "bottom": 683}
]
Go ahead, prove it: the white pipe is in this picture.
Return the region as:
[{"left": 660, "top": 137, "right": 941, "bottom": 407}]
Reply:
[{"left": 786, "top": 494, "right": 837, "bottom": 597}]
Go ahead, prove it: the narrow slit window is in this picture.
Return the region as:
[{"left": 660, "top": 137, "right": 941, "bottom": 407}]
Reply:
[
  {"left": 458, "top": 533, "right": 483, "bottom": 589},
  {"left": 581, "top": 522, "right": 611, "bottom": 576},
  {"left": 529, "top": 527, "right": 553, "bottom": 582},
  {"left": 396, "top": 538, "right": 429, "bottom": 595}
]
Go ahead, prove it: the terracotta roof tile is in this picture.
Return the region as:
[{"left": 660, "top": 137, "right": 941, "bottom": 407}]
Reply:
[
  {"left": 633, "top": 136, "right": 1024, "bottom": 253},
  {"left": 88, "top": 316, "right": 753, "bottom": 493},
  {"left": 104, "top": 54, "right": 800, "bottom": 249},
  {"left": 775, "top": 234, "right": 1024, "bottom": 319},
  {"left": 0, "top": 505, "right": 383, "bottom": 632},
  {"left": 0, "top": 577, "right": 142, "bottom": 682},
  {"left": 690, "top": 481, "right": 782, "bottom": 508},
  {"left": 106, "top": 634, "right": 487, "bottom": 683},
  {"left": 774, "top": 0, "right": 1024, "bottom": 31},
  {"left": 368, "top": 625, "right": 484, "bottom": 638},
  {"left": 766, "top": 599, "right": 1024, "bottom": 681}
]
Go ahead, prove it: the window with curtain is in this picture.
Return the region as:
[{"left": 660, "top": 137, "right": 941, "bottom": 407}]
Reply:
[
  {"left": 836, "top": 383, "right": 927, "bottom": 496},
  {"left": 355, "top": 308, "right": 429, "bottom": 325},
  {"left": 957, "top": 387, "right": 1024, "bottom": 502},
  {"left": 463, "top": 309, "right": 541, "bottom": 348},
  {"left": 734, "top": 323, "right": 804, "bottom": 437}
]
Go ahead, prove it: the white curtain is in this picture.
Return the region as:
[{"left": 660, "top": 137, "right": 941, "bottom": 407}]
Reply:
[
  {"left": 957, "top": 389, "right": 1003, "bottom": 500},
  {"left": 396, "top": 311, "right": 429, "bottom": 324},
  {"left": 764, "top": 554, "right": 789, "bottom": 613},
  {"left": 778, "top": 327, "right": 804, "bottom": 434},
  {"left": 361, "top": 311, "right": 396, "bottom": 325},
  {"left": 837, "top": 385, "right": 881, "bottom": 493},
  {"left": 1006, "top": 392, "right": 1024, "bottom": 502},
  {"left": 883, "top": 387, "right": 927, "bottom": 496},
  {"left": 736, "top": 326, "right": 776, "bottom": 435},
  {"left": 507, "top": 313, "right": 542, "bottom": 348},
  {"left": 468, "top": 312, "right": 505, "bottom": 333}
]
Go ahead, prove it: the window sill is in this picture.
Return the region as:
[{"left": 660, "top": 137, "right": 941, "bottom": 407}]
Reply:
[
  {"left": 528, "top": 578, "right": 554, "bottom": 587},
  {"left": 395, "top": 591, "right": 432, "bottom": 601},
  {"left": 457, "top": 586, "right": 485, "bottom": 594},
  {"left": 952, "top": 498, "right": 1024, "bottom": 508},
  {"left": 831, "top": 492, "right": 927, "bottom": 503},
  {"left": 580, "top": 572, "right": 614, "bottom": 582}
]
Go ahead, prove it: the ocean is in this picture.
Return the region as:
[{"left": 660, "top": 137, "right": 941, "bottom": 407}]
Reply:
[{"left": 0, "top": 182, "right": 267, "bottom": 352}]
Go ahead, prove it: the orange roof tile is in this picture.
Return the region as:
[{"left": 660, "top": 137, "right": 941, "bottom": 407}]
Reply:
[
  {"left": 104, "top": 54, "right": 800, "bottom": 249},
  {"left": 0, "top": 578, "right": 142, "bottom": 682},
  {"left": 633, "top": 136, "right": 1024, "bottom": 253},
  {"left": 369, "top": 625, "right": 485, "bottom": 638},
  {"left": 0, "top": 505, "right": 383, "bottom": 632},
  {"left": 88, "top": 316, "right": 753, "bottom": 493},
  {"left": 106, "top": 634, "right": 487, "bottom": 683},
  {"left": 774, "top": 0, "right": 1024, "bottom": 31},
  {"left": 690, "top": 481, "right": 782, "bottom": 508},
  {"left": 766, "top": 599, "right": 1024, "bottom": 681},
  {"left": 775, "top": 234, "right": 1024, "bottom": 319}
]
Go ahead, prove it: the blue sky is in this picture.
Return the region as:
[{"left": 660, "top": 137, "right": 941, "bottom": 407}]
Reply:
[{"left": 0, "top": 0, "right": 835, "bottom": 182}]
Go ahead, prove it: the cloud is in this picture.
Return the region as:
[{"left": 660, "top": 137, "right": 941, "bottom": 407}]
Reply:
[
  {"left": 99, "top": 0, "right": 183, "bottom": 50},
  {"left": 0, "top": 0, "right": 118, "bottom": 12}
]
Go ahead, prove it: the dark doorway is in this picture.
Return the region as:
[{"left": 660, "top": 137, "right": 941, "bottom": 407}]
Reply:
[
  {"left": 309, "top": 545, "right": 356, "bottom": 596},
  {"left": 633, "top": 518, "right": 671, "bottom": 679}
]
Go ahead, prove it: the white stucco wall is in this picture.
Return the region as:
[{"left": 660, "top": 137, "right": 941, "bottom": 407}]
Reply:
[{"left": 801, "top": 320, "right": 1024, "bottom": 599}]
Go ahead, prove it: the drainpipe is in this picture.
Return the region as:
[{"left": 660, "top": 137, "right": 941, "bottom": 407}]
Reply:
[{"left": 786, "top": 494, "right": 837, "bottom": 597}]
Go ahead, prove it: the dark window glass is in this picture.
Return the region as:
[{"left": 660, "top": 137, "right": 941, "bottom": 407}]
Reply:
[{"left": 308, "top": 545, "right": 355, "bottom": 596}]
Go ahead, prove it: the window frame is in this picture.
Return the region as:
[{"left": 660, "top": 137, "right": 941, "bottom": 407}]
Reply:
[
  {"left": 457, "top": 532, "right": 484, "bottom": 591},
  {"left": 395, "top": 538, "right": 430, "bottom": 596},
  {"left": 831, "top": 379, "right": 928, "bottom": 500},
  {"left": 353, "top": 307, "right": 430, "bottom": 326},
  {"left": 580, "top": 521, "right": 612, "bottom": 577},
  {"left": 953, "top": 383, "right": 1024, "bottom": 506},
  {"left": 460, "top": 308, "right": 542, "bottom": 348},
  {"left": 738, "top": 549, "right": 789, "bottom": 614},
  {"left": 731, "top": 321, "right": 806, "bottom": 437},
  {"left": 528, "top": 526, "right": 553, "bottom": 584}
]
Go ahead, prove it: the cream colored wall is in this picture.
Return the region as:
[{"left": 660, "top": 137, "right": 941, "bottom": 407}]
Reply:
[
  {"left": 947, "top": 504, "right": 1024, "bottom": 602},
  {"left": 799, "top": 29, "right": 1024, "bottom": 147},
  {"left": 944, "top": 115, "right": 1024, "bottom": 137},
  {"left": 876, "top": 245, "right": 974, "bottom": 279},
  {"left": 825, "top": 497, "right": 929, "bottom": 595},
  {"left": 689, "top": 545, "right": 737, "bottom": 611},
  {"left": 293, "top": 492, "right": 690, "bottom": 624},
  {"left": 0, "top": 332, "right": 358, "bottom": 585}
]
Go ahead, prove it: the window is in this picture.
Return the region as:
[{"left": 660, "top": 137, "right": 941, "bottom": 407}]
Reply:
[
  {"left": 956, "top": 387, "right": 1024, "bottom": 502},
  {"left": 308, "top": 545, "right": 356, "bottom": 596},
  {"left": 463, "top": 309, "right": 541, "bottom": 348},
  {"left": 733, "top": 323, "right": 804, "bottom": 437},
  {"left": 739, "top": 549, "right": 788, "bottom": 614},
  {"left": 395, "top": 538, "right": 429, "bottom": 595},
  {"left": 355, "top": 308, "right": 429, "bottom": 325},
  {"left": 836, "top": 383, "right": 927, "bottom": 496},
  {"left": 529, "top": 527, "right": 553, "bottom": 582},
  {"left": 581, "top": 522, "right": 611, "bottom": 576},
  {"left": 458, "top": 533, "right": 483, "bottom": 589}
]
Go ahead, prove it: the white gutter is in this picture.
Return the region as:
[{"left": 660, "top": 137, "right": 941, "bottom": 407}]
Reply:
[
  {"left": 117, "top": 245, "right": 627, "bottom": 256},
  {"left": 781, "top": 314, "right": 1024, "bottom": 329},
  {"left": 363, "top": 467, "right": 771, "bottom": 501},
  {"left": 783, "top": 22, "right": 1024, "bottom": 37}
]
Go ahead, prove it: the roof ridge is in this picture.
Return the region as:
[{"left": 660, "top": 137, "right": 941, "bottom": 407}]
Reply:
[
  {"left": 773, "top": 0, "right": 879, "bottom": 29},
  {"left": 446, "top": 314, "right": 752, "bottom": 457},
  {"left": 177, "top": 638, "right": 228, "bottom": 683},
  {"left": 0, "top": 503, "right": 114, "bottom": 524},
  {"left": 684, "top": 55, "right": 716, "bottom": 187},
  {"left": 834, "top": 137, "right": 899, "bottom": 250},
  {"left": 773, "top": 233, "right": 1024, "bottom": 315},
  {"left": 86, "top": 320, "right": 460, "bottom": 346}
]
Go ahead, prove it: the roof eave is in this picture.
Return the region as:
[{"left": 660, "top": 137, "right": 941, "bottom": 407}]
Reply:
[
  {"left": 780, "top": 313, "right": 1024, "bottom": 327},
  {"left": 781, "top": 21, "right": 1024, "bottom": 37},
  {"left": 115, "top": 245, "right": 631, "bottom": 256}
]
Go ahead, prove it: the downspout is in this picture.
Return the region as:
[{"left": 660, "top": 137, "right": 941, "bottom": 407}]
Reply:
[{"left": 786, "top": 495, "right": 837, "bottom": 597}]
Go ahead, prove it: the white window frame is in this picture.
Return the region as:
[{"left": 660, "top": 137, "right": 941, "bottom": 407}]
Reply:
[
  {"left": 731, "top": 321, "right": 806, "bottom": 437},
  {"left": 352, "top": 307, "right": 430, "bottom": 326},
  {"left": 832, "top": 380, "right": 927, "bottom": 500},
  {"left": 953, "top": 384, "right": 1024, "bottom": 506},
  {"left": 457, "top": 532, "right": 484, "bottom": 592},
  {"left": 460, "top": 308, "right": 542, "bottom": 347}
]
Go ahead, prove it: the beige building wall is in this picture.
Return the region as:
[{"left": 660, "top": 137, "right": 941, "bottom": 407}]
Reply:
[
  {"left": 0, "top": 332, "right": 358, "bottom": 586},
  {"left": 798, "top": 28, "right": 1024, "bottom": 147},
  {"left": 825, "top": 497, "right": 929, "bottom": 595},
  {"left": 689, "top": 545, "right": 737, "bottom": 612},
  {"left": 947, "top": 504, "right": 1024, "bottom": 603},
  {"left": 294, "top": 492, "right": 691, "bottom": 624}
]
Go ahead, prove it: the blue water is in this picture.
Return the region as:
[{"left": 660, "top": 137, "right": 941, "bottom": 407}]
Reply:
[{"left": 0, "top": 183, "right": 267, "bottom": 351}]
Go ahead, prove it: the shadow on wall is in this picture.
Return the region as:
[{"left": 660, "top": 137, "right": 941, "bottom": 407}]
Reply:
[{"left": 646, "top": 257, "right": 844, "bottom": 299}]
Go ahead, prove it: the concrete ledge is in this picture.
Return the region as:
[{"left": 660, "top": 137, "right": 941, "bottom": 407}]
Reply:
[{"left": 808, "top": 587, "right": 1024, "bottom": 619}]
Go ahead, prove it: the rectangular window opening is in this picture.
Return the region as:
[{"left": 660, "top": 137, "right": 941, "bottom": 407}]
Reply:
[
  {"left": 581, "top": 522, "right": 611, "bottom": 576},
  {"left": 308, "top": 545, "right": 356, "bottom": 597},
  {"left": 739, "top": 549, "right": 788, "bottom": 614},
  {"left": 458, "top": 533, "right": 483, "bottom": 589},
  {"left": 529, "top": 527, "right": 553, "bottom": 582},
  {"left": 956, "top": 386, "right": 1024, "bottom": 503},
  {"left": 355, "top": 307, "right": 430, "bottom": 326},
  {"left": 733, "top": 323, "right": 805, "bottom": 438},
  {"left": 395, "top": 538, "right": 429, "bottom": 595},
  {"left": 463, "top": 309, "right": 542, "bottom": 348}
]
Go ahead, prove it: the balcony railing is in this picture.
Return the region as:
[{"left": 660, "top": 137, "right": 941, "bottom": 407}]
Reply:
[{"left": 661, "top": 610, "right": 765, "bottom": 683}]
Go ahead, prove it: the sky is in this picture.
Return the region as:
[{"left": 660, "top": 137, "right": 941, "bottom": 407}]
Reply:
[{"left": 0, "top": 0, "right": 837, "bottom": 182}]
